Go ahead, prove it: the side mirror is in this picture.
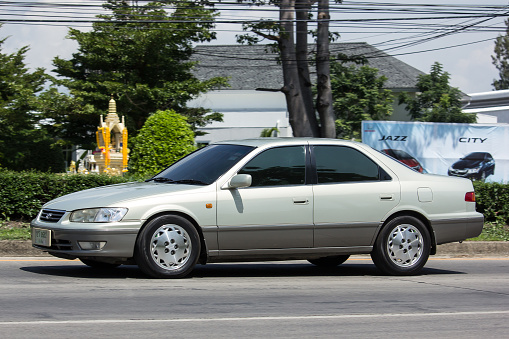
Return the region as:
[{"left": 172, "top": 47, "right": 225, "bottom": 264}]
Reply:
[{"left": 228, "top": 174, "right": 252, "bottom": 189}]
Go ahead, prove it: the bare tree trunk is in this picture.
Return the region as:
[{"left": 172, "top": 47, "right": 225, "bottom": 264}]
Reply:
[
  {"left": 296, "top": 0, "right": 320, "bottom": 136},
  {"left": 316, "top": 0, "right": 336, "bottom": 138},
  {"left": 279, "top": 0, "right": 314, "bottom": 137}
]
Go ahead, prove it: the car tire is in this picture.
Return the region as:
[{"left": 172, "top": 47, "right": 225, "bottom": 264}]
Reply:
[
  {"left": 371, "top": 216, "right": 431, "bottom": 276},
  {"left": 79, "top": 258, "right": 120, "bottom": 269},
  {"left": 135, "top": 215, "right": 200, "bottom": 278},
  {"left": 308, "top": 255, "right": 350, "bottom": 267}
]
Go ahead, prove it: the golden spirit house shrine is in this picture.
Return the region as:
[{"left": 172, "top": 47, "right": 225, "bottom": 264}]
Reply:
[{"left": 83, "top": 97, "right": 128, "bottom": 174}]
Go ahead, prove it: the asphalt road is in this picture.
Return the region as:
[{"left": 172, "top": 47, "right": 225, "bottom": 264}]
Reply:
[{"left": 0, "top": 257, "right": 508, "bottom": 338}]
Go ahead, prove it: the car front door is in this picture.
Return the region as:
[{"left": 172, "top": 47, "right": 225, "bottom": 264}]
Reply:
[
  {"left": 311, "top": 145, "right": 400, "bottom": 248},
  {"left": 216, "top": 145, "right": 314, "bottom": 251}
]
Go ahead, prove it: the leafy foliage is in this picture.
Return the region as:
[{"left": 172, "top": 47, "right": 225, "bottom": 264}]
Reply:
[
  {"left": 399, "top": 62, "right": 475, "bottom": 123},
  {"left": 330, "top": 59, "right": 393, "bottom": 140},
  {"left": 468, "top": 222, "right": 509, "bottom": 242},
  {"left": 492, "top": 18, "right": 509, "bottom": 90},
  {"left": 129, "top": 109, "right": 195, "bottom": 177},
  {"left": 473, "top": 181, "right": 509, "bottom": 225},
  {"left": 0, "top": 31, "right": 65, "bottom": 172},
  {"left": 0, "top": 170, "right": 130, "bottom": 220},
  {"left": 260, "top": 127, "right": 279, "bottom": 137},
  {"left": 49, "top": 0, "right": 227, "bottom": 147}
]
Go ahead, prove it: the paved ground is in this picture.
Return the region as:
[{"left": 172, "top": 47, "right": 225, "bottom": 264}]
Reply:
[{"left": 0, "top": 256, "right": 508, "bottom": 338}]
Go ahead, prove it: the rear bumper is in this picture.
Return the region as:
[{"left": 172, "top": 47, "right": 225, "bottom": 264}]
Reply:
[{"left": 431, "top": 214, "right": 484, "bottom": 245}]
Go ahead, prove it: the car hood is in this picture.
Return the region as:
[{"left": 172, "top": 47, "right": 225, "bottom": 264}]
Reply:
[
  {"left": 43, "top": 182, "right": 208, "bottom": 211},
  {"left": 451, "top": 159, "right": 482, "bottom": 169}
]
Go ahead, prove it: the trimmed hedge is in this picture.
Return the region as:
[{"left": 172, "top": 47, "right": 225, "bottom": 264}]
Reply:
[
  {"left": 0, "top": 170, "right": 507, "bottom": 224},
  {"left": 129, "top": 110, "right": 195, "bottom": 177},
  {"left": 0, "top": 171, "right": 131, "bottom": 220},
  {"left": 473, "top": 181, "right": 509, "bottom": 225}
]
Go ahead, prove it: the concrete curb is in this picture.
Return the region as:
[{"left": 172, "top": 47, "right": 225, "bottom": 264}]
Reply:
[
  {"left": 435, "top": 241, "right": 509, "bottom": 256},
  {"left": 1, "top": 240, "right": 508, "bottom": 257}
]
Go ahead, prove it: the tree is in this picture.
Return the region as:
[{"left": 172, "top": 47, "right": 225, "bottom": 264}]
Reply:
[
  {"left": 260, "top": 127, "right": 279, "bottom": 137},
  {"left": 129, "top": 109, "right": 195, "bottom": 177},
  {"left": 50, "top": 0, "right": 227, "bottom": 147},
  {"left": 238, "top": 0, "right": 339, "bottom": 137},
  {"left": 492, "top": 18, "right": 509, "bottom": 90},
  {"left": 0, "top": 30, "right": 65, "bottom": 172},
  {"left": 330, "top": 59, "right": 393, "bottom": 140},
  {"left": 399, "top": 62, "right": 476, "bottom": 123}
]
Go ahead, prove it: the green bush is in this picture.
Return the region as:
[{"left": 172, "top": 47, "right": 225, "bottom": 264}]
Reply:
[
  {"left": 0, "top": 170, "right": 130, "bottom": 220},
  {"left": 473, "top": 181, "right": 509, "bottom": 225},
  {"left": 0, "top": 170, "right": 508, "bottom": 227},
  {"left": 129, "top": 110, "right": 195, "bottom": 177}
]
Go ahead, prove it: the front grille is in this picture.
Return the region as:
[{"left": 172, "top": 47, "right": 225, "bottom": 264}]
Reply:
[
  {"left": 36, "top": 238, "right": 73, "bottom": 251},
  {"left": 39, "top": 209, "right": 66, "bottom": 223},
  {"left": 450, "top": 169, "right": 467, "bottom": 175},
  {"left": 51, "top": 239, "right": 73, "bottom": 251}
]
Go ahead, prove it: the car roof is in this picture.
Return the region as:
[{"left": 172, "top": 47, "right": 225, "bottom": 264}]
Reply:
[{"left": 213, "top": 137, "right": 364, "bottom": 148}]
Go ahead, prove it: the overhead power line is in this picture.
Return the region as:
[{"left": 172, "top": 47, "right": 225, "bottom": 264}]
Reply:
[{"left": 0, "top": 0, "right": 508, "bottom": 61}]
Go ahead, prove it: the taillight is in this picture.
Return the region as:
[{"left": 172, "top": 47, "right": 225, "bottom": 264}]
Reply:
[{"left": 465, "top": 192, "right": 476, "bottom": 202}]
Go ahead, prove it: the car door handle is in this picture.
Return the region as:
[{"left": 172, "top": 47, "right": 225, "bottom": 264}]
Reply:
[
  {"left": 380, "top": 194, "right": 394, "bottom": 201},
  {"left": 293, "top": 198, "right": 309, "bottom": 205}
]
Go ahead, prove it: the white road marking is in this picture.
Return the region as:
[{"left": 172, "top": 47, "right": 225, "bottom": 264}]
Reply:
[{"left": 1, "top": 310, "right": 509, "bottom": 326}]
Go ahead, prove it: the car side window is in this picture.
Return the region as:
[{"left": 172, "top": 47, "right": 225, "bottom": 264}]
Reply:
[
  {"left": 314, "top": 146, "right": 381, "bottom": 183},
  {"left": 238, "top": 146, "right": 306, "bottom": 186}
]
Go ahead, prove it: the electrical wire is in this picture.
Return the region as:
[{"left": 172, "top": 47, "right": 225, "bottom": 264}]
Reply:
[{"left": 0, "top": 0, "right": 507, "bottom": 60}]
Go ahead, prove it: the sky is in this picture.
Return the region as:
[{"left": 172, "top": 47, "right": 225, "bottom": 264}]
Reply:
[{"left": 1, "top": 0, "right": 508, "bottom": 94}]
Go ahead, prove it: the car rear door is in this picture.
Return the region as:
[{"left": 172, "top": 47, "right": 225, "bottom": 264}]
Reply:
[{"left": 311, "top": 145, "right": 400, "bottom": 248}]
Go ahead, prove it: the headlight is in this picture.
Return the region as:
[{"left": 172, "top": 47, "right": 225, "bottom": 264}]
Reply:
[
  {"left": 467, "top": 167, "right": 481, "bottom": 174},
  {"left": 70, "top": 208, "right": 128, "bottom": 223}
]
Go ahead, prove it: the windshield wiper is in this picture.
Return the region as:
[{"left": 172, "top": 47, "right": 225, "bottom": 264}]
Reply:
[
  {"left": 147, "top": 177, "right": 208, "bottom": 185},
  {"left": 146, "top": 177, "right": 174, "bottom": 183},
  {"left": 171, "top": 179, "right": 209, "bottom": 185}
]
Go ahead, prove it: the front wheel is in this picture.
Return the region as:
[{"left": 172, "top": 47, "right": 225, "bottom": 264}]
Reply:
[
  {"left": 371, "top": 216, "right": 431, "bottom": 276},
  {"left": 135, "top": 215, "right": 200, "bottom": 278}
]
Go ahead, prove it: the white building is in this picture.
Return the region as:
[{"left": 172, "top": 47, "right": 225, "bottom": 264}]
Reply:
[
  {"left": 189, "top": 43, "right": 425, "bottom": 145},
  {"left": 462, "top": 89, "right": 509, "bottom": 124}
]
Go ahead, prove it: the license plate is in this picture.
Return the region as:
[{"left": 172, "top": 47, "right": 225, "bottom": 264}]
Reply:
[{"left": 33, "top": 228, "right": 51, "bottom": 247}]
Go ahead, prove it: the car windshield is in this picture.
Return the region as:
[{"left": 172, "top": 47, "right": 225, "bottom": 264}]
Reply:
[
  {"left": 149, "top": 144, "right": 255, "bottom": 185},
  {"left": 463, "top": 152, "right": 486, "bottom": 160}
]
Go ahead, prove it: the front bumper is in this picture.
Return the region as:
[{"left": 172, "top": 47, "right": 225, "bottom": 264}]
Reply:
[
  {"left": 448, "top": 169, "right": 480, "bottom": 179},
  {"left": 30, "top": 219, "right": 142, "bottom": 260}
]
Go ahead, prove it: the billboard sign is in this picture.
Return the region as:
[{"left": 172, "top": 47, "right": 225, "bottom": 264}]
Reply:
[{"left": 361, "top": 121, "right": 509, "bottom": 183}]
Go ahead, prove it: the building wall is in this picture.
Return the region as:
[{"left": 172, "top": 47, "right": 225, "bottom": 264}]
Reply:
[
  {"left": 190, "top": 89, "right": 415, "bottom": 144},
  {"left": 190, "top": 90, "right": 291, "bottom": 144}
]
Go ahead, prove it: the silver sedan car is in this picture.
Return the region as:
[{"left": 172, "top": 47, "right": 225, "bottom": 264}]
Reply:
[{"left": 31, "top": 138, "right": 484, "bottom": 278}]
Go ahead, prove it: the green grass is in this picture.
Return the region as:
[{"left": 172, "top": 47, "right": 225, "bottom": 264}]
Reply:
[
  {"left": 1, "top": 220, "right": 508, "bottom": 241},
  {"left": 467, "top": 222, "right": 509, "bottom": 241},
  {"left": 0, "top": 221, "right": 31, "bottom": 240}
]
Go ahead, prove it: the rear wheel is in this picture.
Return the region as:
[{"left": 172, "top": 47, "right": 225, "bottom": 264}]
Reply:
[
  {"left": 371, "top": 216, "right": 431, "bottom": 276},
  {"left": 135, "top": 215, "right": 200, "bottom": 278},
  {"left": 308, "top": 255, "right": 350, "bottom": 267}
]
